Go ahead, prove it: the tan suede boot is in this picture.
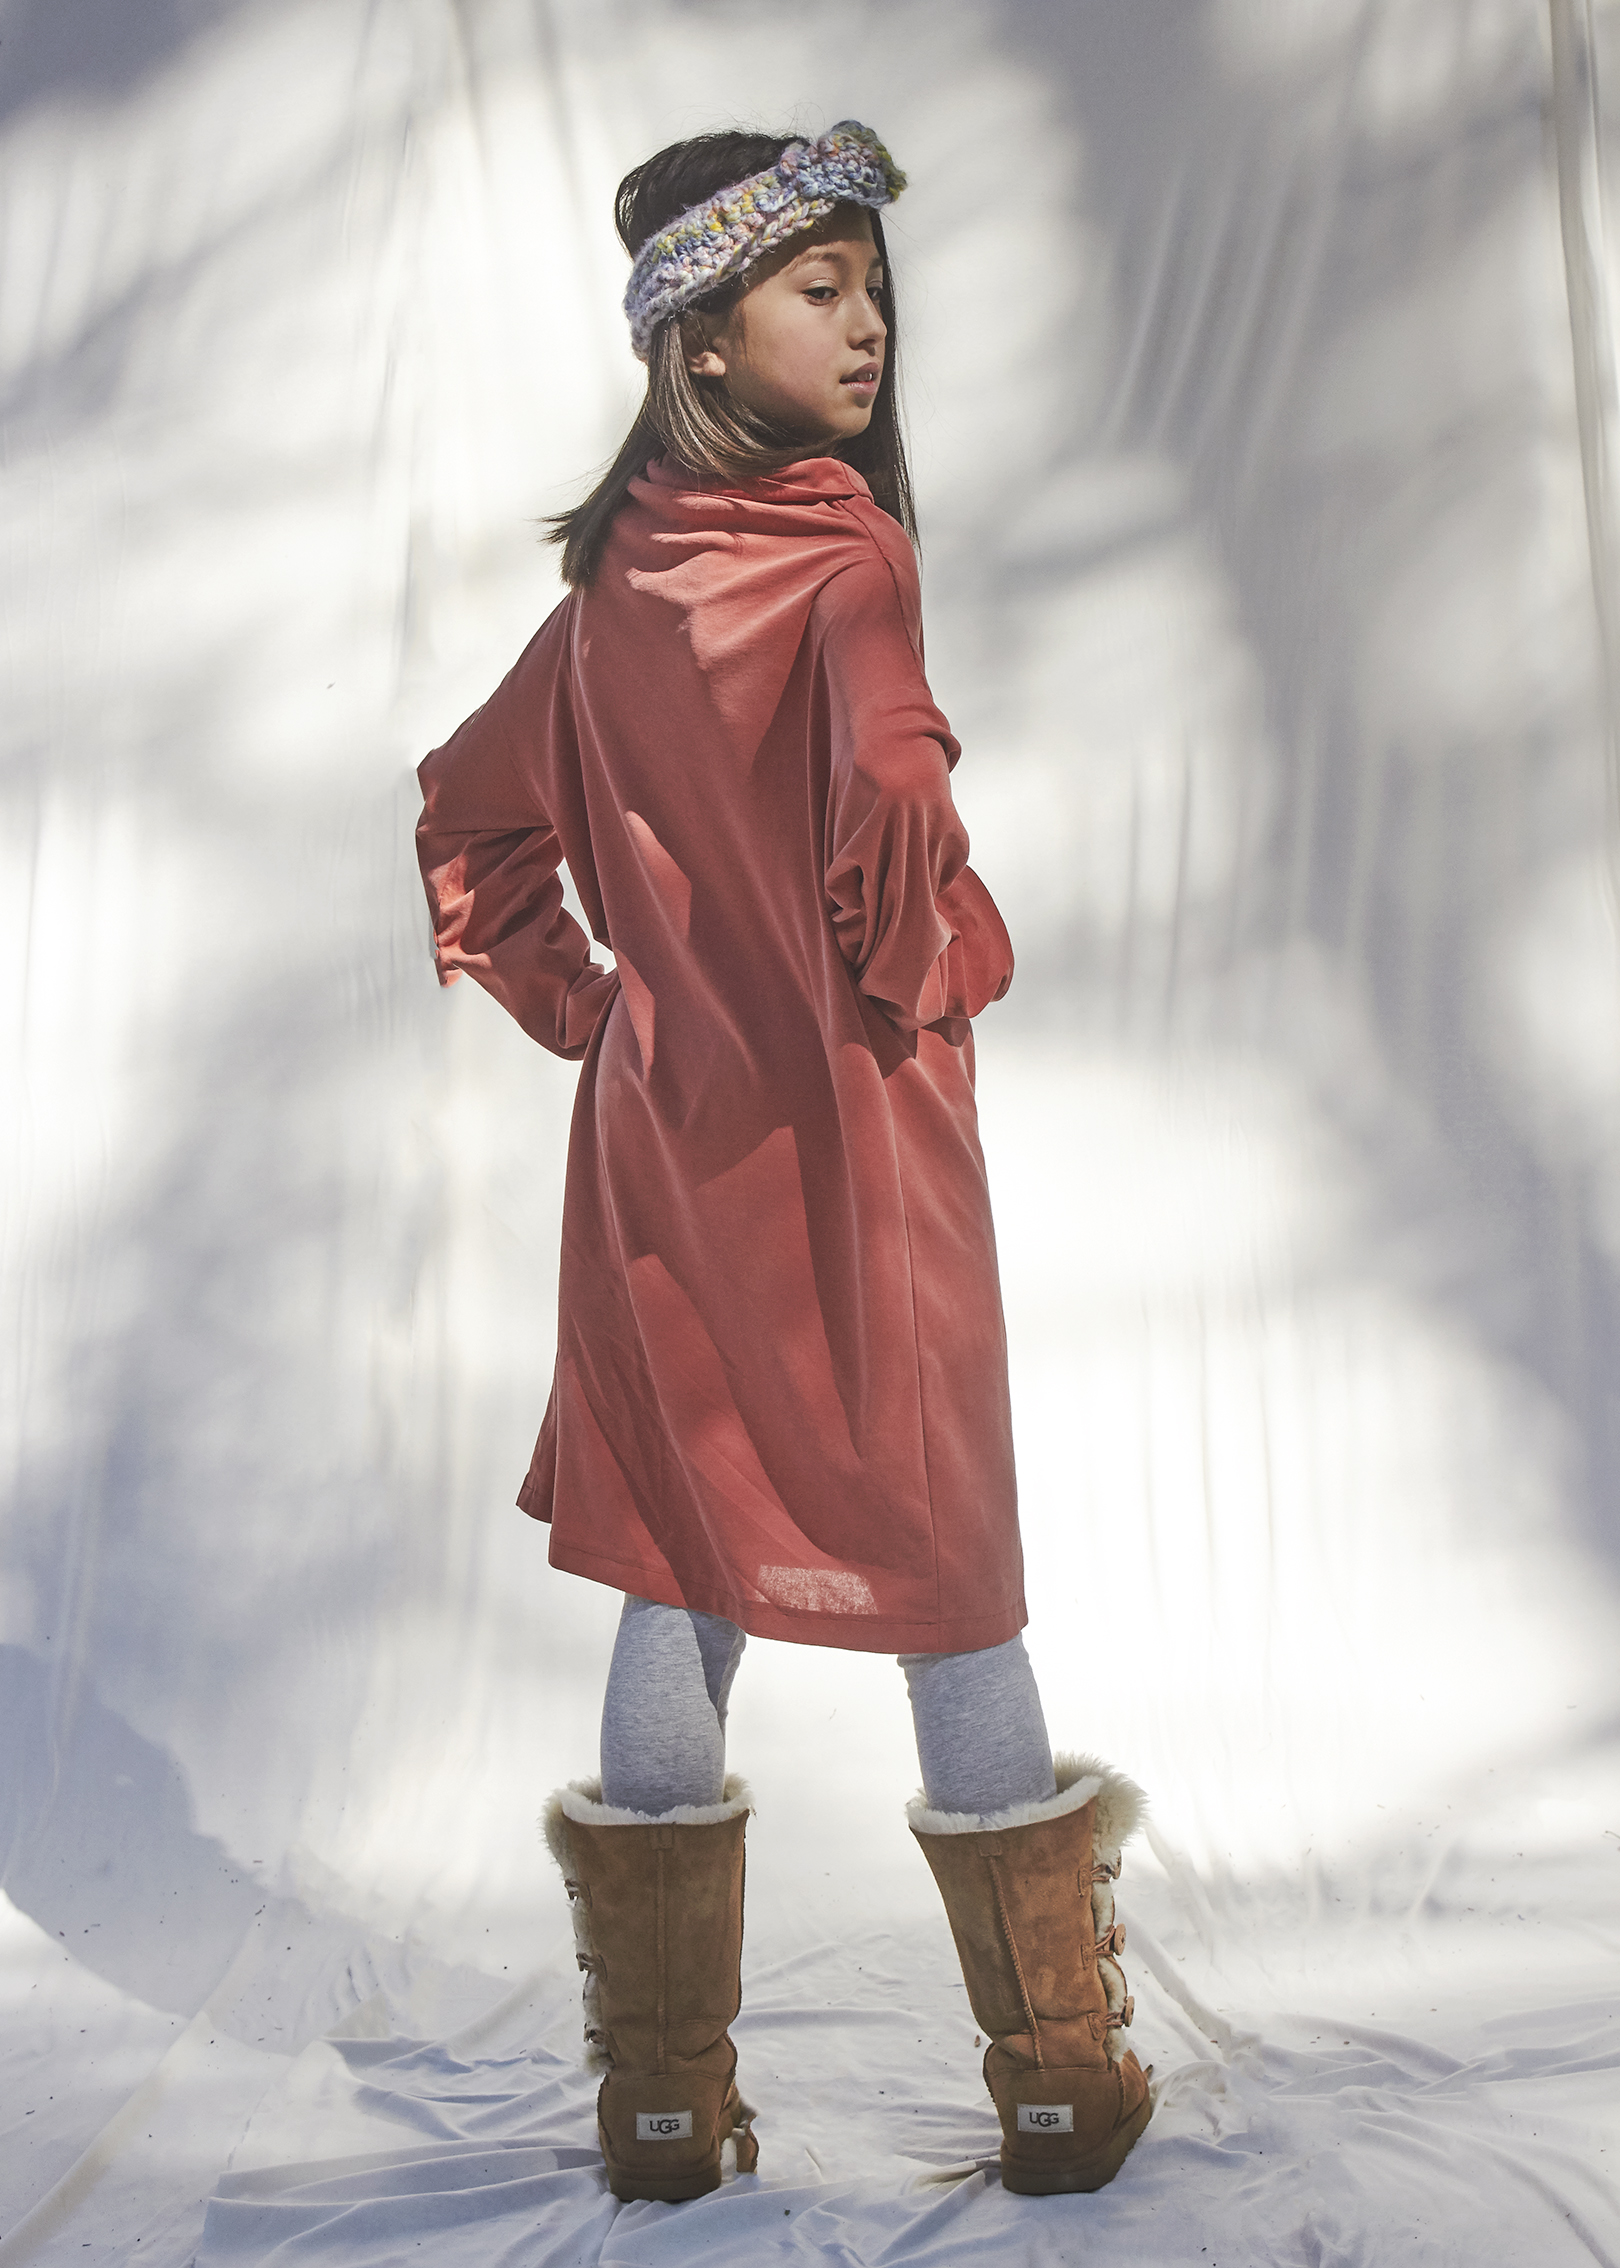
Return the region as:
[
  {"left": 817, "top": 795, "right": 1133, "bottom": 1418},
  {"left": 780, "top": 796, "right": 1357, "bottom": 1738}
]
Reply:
[
  {"left": 909, "top": 1753, "right": 1153, "bottom": 2195},
  {"left": 542, "top": 1774, "right": 758, "bottom": 2202}
]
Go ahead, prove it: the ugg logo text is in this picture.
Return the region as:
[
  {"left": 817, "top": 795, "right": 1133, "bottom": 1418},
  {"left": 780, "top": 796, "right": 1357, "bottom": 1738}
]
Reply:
[
  {"left": 1017, "top": 2103, "right": 1075, "bottom": 2134},
  {"left": 636, "top": 2111, "right": 694, "bottom": 2142}
]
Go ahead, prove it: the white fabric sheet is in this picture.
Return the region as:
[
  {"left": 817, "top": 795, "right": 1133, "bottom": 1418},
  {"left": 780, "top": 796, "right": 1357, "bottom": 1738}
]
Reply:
[{"left": 3, "top": 1, "right": 1620, "bottom": 2262}]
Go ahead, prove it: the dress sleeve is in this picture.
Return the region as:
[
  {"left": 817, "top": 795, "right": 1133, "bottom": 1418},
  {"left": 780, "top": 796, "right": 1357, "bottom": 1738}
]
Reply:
[
  {"left": 815, "top": 550, "right": 1014, "bottom": 1043},
  {"left": 415, "top": 606, "right": 619, "bottom": 1061}
]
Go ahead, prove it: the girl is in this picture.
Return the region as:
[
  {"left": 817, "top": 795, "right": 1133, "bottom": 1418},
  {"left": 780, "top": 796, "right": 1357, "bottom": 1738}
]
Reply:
[{"left": 416, "top": 121, "right": 1150, "bottom": 2205}]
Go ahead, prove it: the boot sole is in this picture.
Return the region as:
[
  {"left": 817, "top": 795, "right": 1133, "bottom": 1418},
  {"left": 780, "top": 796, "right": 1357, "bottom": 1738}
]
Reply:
[
  {"left": 601, "top": 2152, "right": 723, "bottom": 2204},
  {"left": 1000, "top": 2086, "right": 1154, "bottom": 2195}
]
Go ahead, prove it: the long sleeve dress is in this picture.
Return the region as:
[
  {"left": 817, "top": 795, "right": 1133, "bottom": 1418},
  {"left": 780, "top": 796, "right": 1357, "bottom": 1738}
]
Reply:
[{"left": 416, "top": 454, "right": 1024, "bottom": 1654}]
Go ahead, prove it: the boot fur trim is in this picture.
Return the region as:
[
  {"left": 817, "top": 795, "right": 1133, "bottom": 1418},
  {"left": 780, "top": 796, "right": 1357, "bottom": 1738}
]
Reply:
[
  {"left": 541, "top": 1772, "right": 753, "bottom": 1865},
  {"left": 906, "top": 1750, "right": 1145, "bottom": 1847},
  {"left": 1061, "top": 1753, "right": 1147, "bottom": 1864}
]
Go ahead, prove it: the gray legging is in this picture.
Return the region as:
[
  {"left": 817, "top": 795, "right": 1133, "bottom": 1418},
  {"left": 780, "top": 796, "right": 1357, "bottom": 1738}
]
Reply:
[{"left": 599, "top": 1594, "right": 1056, "bottom": 1817}]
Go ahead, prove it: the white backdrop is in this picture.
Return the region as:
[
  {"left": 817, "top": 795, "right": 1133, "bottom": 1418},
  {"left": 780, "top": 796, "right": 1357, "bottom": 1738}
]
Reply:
[{"left": 4, "top": 2, "right": 1620, "bottom": 2262}]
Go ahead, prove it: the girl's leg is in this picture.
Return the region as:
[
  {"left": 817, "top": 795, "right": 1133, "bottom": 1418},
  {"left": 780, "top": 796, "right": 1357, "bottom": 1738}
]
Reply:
[
  {"left": 898, "top": 1634, "right": 1056, "bottom": 1815},
  {"left": 902, "top": 1640, "right": 1152, "bottom": 2189},
  {"left": 600, "top": 1594, "right": 746, "bottom": 1814},
  {"left": 555, "top": 1595, "right": 755, "bottom": 2201}
]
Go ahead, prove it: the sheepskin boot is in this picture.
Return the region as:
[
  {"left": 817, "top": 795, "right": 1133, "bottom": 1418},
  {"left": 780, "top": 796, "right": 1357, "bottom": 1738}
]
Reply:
[
  {"left": 542, "top": 1773, "right": 758, "bottom": 2203},
  {"left": 909, "top": 1752, "right": 1153, "bottom": 2195}
]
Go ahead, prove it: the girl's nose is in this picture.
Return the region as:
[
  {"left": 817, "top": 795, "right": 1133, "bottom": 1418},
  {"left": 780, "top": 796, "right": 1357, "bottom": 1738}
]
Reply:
[{"left": 853, "top": 295, "right": 886, "bottom": 348}]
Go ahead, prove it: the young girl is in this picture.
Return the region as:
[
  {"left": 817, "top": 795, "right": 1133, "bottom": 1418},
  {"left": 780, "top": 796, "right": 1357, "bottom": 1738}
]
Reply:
[{"left": 416, "top": 121, "right": 1150, "bottom": 2205}]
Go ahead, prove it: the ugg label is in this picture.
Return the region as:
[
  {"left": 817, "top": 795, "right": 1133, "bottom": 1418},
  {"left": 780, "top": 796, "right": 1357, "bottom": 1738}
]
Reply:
[
  {"left": 1017, "top": 2102, "right": 1074, "bottom": 2134},
  {"left": 636, "top": 2111, "right": 693, "bottom": 2142}
]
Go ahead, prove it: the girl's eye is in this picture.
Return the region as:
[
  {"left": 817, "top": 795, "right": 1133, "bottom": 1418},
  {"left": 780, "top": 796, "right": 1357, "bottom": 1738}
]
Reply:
[{"left": 804, "top": 285, "right": 838, "bottom": 304}]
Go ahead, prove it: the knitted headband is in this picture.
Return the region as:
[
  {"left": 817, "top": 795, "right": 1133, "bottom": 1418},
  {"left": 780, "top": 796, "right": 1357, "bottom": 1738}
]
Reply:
[{"left": 623, "top": 120, "right": 906, "bottom": 362}]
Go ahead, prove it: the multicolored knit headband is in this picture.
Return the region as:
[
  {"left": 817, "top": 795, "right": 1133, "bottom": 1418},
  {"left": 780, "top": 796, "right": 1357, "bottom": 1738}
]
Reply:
[{"left": 623, "top": 120, "right": 906, "bottom": 362}]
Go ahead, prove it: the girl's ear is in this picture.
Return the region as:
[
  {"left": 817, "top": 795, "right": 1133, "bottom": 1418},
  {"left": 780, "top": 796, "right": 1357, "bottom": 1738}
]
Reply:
[{"left": 680, "top": 312, "right": 728, "bottom": 380}]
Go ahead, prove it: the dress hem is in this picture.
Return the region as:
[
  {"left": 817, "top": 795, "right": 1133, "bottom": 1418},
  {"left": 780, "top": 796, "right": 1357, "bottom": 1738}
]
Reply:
[{"left": 542, "top": 1530, "right": 1027, "bottom": 1657}]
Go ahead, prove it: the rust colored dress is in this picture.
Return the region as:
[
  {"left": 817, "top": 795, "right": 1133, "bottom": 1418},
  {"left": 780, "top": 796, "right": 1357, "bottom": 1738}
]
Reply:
[{"left": 416, "top": 455, "right": 1024, "bottom": 1653}]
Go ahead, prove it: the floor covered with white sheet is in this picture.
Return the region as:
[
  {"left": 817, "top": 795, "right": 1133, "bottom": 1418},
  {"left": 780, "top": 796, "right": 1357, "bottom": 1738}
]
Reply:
[{"left": 4, "top": 2, "right": 1620, "bottom": 2263}]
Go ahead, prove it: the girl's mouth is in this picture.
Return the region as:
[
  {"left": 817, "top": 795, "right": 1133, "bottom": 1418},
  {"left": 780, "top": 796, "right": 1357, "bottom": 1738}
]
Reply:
[{"left": 841, "top": 364, "right": 881, "bottom": 389}]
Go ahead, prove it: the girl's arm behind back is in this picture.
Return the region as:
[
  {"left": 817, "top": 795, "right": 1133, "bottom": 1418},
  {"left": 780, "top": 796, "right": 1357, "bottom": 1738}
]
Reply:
[
  {"left": 416, "top": 604, "right": 620, "bottom": 1060},
  {"left": 816, "top": 547, "right": 1013, "bottom": 1044}
]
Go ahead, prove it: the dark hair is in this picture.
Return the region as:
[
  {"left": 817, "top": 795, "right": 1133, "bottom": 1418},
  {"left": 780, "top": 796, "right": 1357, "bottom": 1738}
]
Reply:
[{"left": 546, "top": 128, "right": 916, "bottom": 587}]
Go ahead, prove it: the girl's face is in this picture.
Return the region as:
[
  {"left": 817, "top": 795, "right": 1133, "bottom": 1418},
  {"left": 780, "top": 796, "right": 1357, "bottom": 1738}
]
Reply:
[{"left": 683, "top": 207, "right": 886, "bottom": 445}]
